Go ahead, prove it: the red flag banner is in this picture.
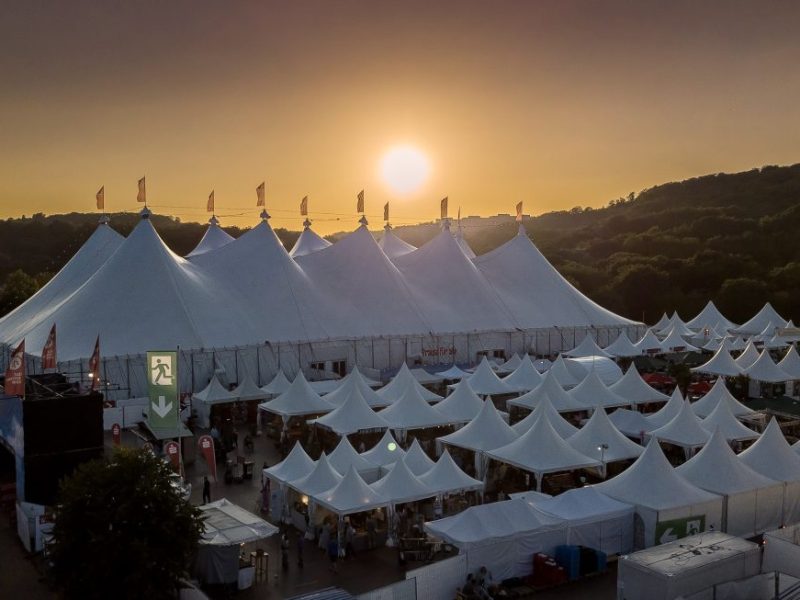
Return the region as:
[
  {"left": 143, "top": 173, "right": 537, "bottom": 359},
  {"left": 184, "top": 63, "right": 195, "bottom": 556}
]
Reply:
[
  {"left": 4, "top": 339, "right": 25, "bottom": 397},
  {"left": 111, "top": 423, "right": 121, "bottom": 447},
  {"left": 383, "top": 202, "right": 389, "bottom": 222},
  {"left": 42, "top": 324, "right": 57, "bottom": 370},
  {"left": 440, "top": 197, "right": 448, "bottom": 220},
  {"left": 137, "top": 177, "right": 146, "bottom": 203},
  {"left": 207, "top": 190, "right": 215, "bottom": 213},
  {"left": 96, "top": 186, "right": 105, "bottom": 211},
  {"left": 165, "top": 440, "right": 181, "bottom": 473},
  {"left": 516, "top": 201, "right": 523, "bottom": 222},
  {"left": 198, "top": 434, "right": 217, "bottom": 481},
  {"left": 300, "top": 196, "right": 308, "bottom": 216},
  {"left": 256, "top": 181, "right": 266, "bottom": 207},
  {"left": 357, "top": 189, "right": 365, "bottom": 213},
  {"left": 89, "top": 336, "right": 100, "bottom": 391}
]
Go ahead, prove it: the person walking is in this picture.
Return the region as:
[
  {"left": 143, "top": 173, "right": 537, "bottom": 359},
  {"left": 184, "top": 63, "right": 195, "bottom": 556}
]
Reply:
[
  {"left": 281, "top": 532, "right": 290, "bottom": 572},
  {"left": 202, "top": 476, "right": 211, "bottom": 504}
]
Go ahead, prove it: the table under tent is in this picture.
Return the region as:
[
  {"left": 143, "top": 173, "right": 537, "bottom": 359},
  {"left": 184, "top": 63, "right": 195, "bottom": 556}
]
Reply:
[{"left": 192, "top": 375, "right": 237, "bottom": 429}]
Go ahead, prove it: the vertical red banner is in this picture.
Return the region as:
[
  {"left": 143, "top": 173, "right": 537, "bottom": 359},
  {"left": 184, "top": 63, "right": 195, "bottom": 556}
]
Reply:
[
  {"left": 164, "top": 440, "right": 181, "bottom": 473},
  {"left": 42, "top": 324, "right": 57, "bottom": 370},
  {"left": 198, "top": 434, "right": 217, "bottom": 481},
  {"left": 111, "top": 423, "right": 121, "bottom": 447},
  {"left": 4, "top": 340, "right": 26, "bottom": 397}
]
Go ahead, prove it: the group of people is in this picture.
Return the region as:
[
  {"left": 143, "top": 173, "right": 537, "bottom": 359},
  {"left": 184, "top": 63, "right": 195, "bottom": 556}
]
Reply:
[{"left": 461, "top": 567, "right": 498, "bottom": 600}]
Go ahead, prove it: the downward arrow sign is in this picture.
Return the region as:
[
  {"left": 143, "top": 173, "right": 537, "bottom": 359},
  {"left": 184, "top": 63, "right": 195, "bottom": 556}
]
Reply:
[
  {"left": 152, "top": 395, "right": 173, "bottom": 418},
  {"left": 660, "top": 528, "right": 677, "bottom": 544}
]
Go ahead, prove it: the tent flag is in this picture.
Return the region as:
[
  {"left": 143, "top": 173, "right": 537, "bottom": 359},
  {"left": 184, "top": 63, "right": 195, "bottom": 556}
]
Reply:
[
  {"left": 4, "top": 339, "right": 25, "bottom": 397},
  {"left": 96, "top": 186, "right": 105, "bottom": 211},
  {"left": 198, "top": 434, "right": 217, "bottom": 481},
  {"left": 300, "top": 195, "right": 308, "bottom": 216},
  {"left": 357, "top": 189, "right": 365, "bottom": 213},
  {"left": 137, "top": 176, "right": 146, "bottom": 203},
  {"left": 256, "top": 181, "right": 266, "bottom": 206},
  {"left": 165, "top": 440, "right": 181, "bottom": 473},
  {"left": 89, "top": 335, "right": 100, "bottom": 391},
  {"left": 42, "top": 323, "right": 57, "bottom": 370},
  {"left": 207, "top": 190, "right": 214, "bottom": 213},
  {"left": 384, "top": 202, "right": 389, "bottom": 222},
  {"left": 516, "top": 201, "right": 523, "bottom": 222},
  {"left": 441, "top": 196, "right": 448, "bottom": 219}
]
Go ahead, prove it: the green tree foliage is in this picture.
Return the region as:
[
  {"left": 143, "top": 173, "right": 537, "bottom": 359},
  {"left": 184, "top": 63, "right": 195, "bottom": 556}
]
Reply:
[
  {"left": 50, "top": 449, "right": 204, "bottom": 600},
  {"left": 0, "top": 269, "right": 41, "bottom": 314}
]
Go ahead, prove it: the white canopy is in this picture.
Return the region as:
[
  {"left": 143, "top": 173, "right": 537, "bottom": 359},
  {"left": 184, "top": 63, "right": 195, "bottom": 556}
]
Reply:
[
  {"left": 564, "top": 334, "right": 612, "bottom": 358},
  {"left": 371, "top": 458, "right": 435, "bottom": 504},
  {"left": 609, "top": 365, "right": 670, "bottom": 405},
  {"left": 686, "top": 301, "right": 737, "bottom": 332},
  {"left": 690, "top": 378, "right": 753, "bottom": 418},
  {"left": 652, "top": 313, "right": 670, "bottom": 331},
  {"left": 496, "top": 353, "right": 523, "bottom": 374},
  {"left": 436, "top": 364, "right": 471, "bottom": 380},
  {"left": 311, "top": 387, "right": 389, "bottom": 436},
  {"left": 604, "top": 331, "right": 642, "bottom": 358},
  {"left": 608, "top": 408, "right": 655, "bottom": 438},
  {"left": 260, "top": 370, "right": 292, "bottom": 397},
  {"left": 289, "top": 453, "right": 343, "bottom": 496},
  {"left": 700, "top": 401, "right": 759, "bottom": 443},
  {"left": 742, "top": 350, "right": 791, "bottom": 383},
  {"left": 512, "top": 393, "right": 579, "bottom": 438},
  {"left": 567, "top": 408, "right": 644, "bottom": 464},
  {"left": 734, "top": 302, "right": 789, "bottom": 335},
  {"left": 289, "top": 222, "right": 331, "bottom": 258},
  {"left": 568, "top": 356, "right": 624, "bottom": 385},
  {"left": 501, "top": 354, "right": 544, "bottom": 392},
  {"left": 327, "top": 436, "right": 380, "bottom": 478},
  {"left": 379, "top": 385, "right": 455, "bottom": 431},
  {"left": 361, "top": 430, "right": 405, "bottom": 467},
  {"left": 315, "top": 465, "right": 389, "bottom": 516},
  {"left": 778, "top": 345, "right": 800, "bottom": 380},
  {"left": 660, "top": 328, "right": 698, "bottom": 353},
  {"left": 658, "top": 320, "right": 696, "bottom": 339},
  {"left": 378, "top": 224, "right": 416, "bottom": 259},
  {"left": 264, "top": 442, "right": 315, "bottom": 484},
  {"left": 701, "top": 337, "right": 724, "bottom": 352},
  {"left": 739, "top": 419, "right": 800, "bottom": 482},
  {"left": 735, "top": 341, "right": 761, "bottom": 371},
  {"left": 453, "top": 225, "right": 476, "bottom": 259},
  {"left": 692, "top": 339, "right": 743, "bottom": 377},
  {"left": 401, "top": 438, "right": 437, "bottom": 476},
  {"left": 547, "top": 355, "right": 584, "bottom": 387},
  {"left": 409, "top": 368, "right": 444, "bottom": 385},
  {"left": 434, "top": 378, "right": 485, "bottom": 424},
  {"left": 232, "top": 375, "right": 269, "bottom": 402},
  {"left": 647, "top": 400, "right": 711, "bottom": 450},
  {"left": 187, "top": 216, "right": 235, "bottom": 258},
  {"left": 323, "top": 369, "right": 388, "bottom": 409},
  {"left": 259, "top": 371, "right": 334, "bottom": 418},
  {"left": 418, "top": 450, "right": 484, "bottom": 495},
  {"left": 508, "top": 370, "right": 590, "bottom": 414},
  {"left": 438, "top": 398, "right": 519, "bottom": 454},
  {"left": 457, "top": 356, "right": 514, "bottom": 396},
  {"left": 377, "top": 363, "right": 442, "bottom": 404},
  {"left": 567, "top": 371, "right": 630, "bottom": 410},
  {"left": 645, "top": 387, "right": 686, "bottom": 429},
  {"left": 199, "top": 498, "right": 278, "bottom": 545},
  {"left": 634, "top": 329, "right": 664, "bottom": 354},
  {"left": 193, "top": 375, "right": 237, "bottom": 405},
  {"left": 727, "top": 336, "right": 747, "bottom": 351}
]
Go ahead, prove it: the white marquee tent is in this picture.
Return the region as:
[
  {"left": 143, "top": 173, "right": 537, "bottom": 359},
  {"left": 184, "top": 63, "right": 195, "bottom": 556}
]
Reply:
[
  {"left": 289, "top": 221, "right": 332, "bottom": 258},
  {"left": 690, "top": 378, "right": 753, "bottom": 419},
  {"left": 609, "top": 365, "right": 670, "bottom": 405},
  {"left": 186, "top": 216, "right": 235, "bottom": 258}
]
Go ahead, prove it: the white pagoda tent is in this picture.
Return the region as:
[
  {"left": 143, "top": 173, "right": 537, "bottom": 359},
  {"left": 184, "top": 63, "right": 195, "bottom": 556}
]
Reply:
[
  {"left": 232, "top": 374, "right": 269, "bottom": 402},
  {"left": 645, "top": 388, "right": 687, "bottom": 430},
  {"left": 258, "top": 371, "right": 334, "bottom": 420},
  {"left": 436, "top": 364, "right": 471, "bottom": 380},
  {"left": 186, "top": 215, "right": 235, "bottom": 258},
  {"left": 777, "top": 345, "right": 800, "bottom": 380},
  {"left": 508, "top": 370, "right": 590, "bottom": 414},
  {"left": 700, "top": 401, "right": 758, "bottom": 443},
  {"left": 727, "top": 336, "right": 747, "bottom": 351},
  {"left": 496, "top": 353, "right": 523, "bottom": 374},
  {"left": 690, "top": 378, "right": 753, "bottom": 419},
  {"left": 260, "top": 370, "right": 292, "bottom": 397},
  {"left": 192, "top": 375, "right": 238, "bottom": 428},
  {"left": 647, "top": 400, "right": 711, "bottom": 455},
  {"left": 686, "top": 301, "right": 737, "bottom": 332},
  {"left": 604, "top": 331, "right": 642, "bottom": 358},
  {"left": 311, "top": 387, "right": 390, "bottom": 436},
  {"left": 608, "top": 408, "right": 655, "bottom": 439},
  {"left": 314, "top": 466, "right": 389, "bottom": 517},
  {"left": 433, "top": 378, "right": 485, "bottom": 425},
  {"left": 327, "top": 437, "right": 382, "bottom": 483},
  {"left": 692, "top": 339, "right": 743, "bottom": 377},
  {"left": 264, "top": 442, "right": 315, "bottom": 485},
  {"left": 660, "top": 328, "right": 698, "bottom": 353},
  {"left": 371, "top": 458, "right": 435, "bottom": 505},
  {"left": 378, "top": 386, "right": 455, "bottom": 432},
  {"left": 609, "top": 365, "right": 670, "bottom": 405},
  {"left": 418, "top": 450, "right": 484, "bottom": 495},
  {"left": 289, "top": 220, "right": 332, "bottom": 258},
  {"left": 634, "top": 329, "right": 663, "bottom": 354},
  {"left": 564, "top": 334, "right": 612, "bottom": 358},
  {"left": 547, "top": 355, "right": 584, "bottom": 387},
  {"left": 511, "top": 393, "right": 579, "bottom": 438},
  {"left": 400, "top": 439, "right": 437, "bottom": 476},
  {"left": 456, "top": 356, "right": 514, "bottom": 396},
  {"left": 378, "top": 223, "right": 416, "bottom": 259},
  {"left": 567, "top": 408, "right": 644, "bottom": 468},
  {"left": 501, "top": 355, "right": 544, "bottom": 392},
  {"left": 734, "top": 302, "right": 789, "bottom": 336},
  {"left": 567, "top": 371, "right": 630, "bottom": 410},
  {"left": 361, "top": 430, "right": 405, "bottom": 467},
  {"left": 323, "top": 369, "right": 388, "bottom": 409},
  {"left": 742, "top": 350, "right": 791, "bottom": 383},
  {"left": 288, "top": 453, "right": 343, "bottom": 497},
  {"left": 652, "top": 313, "right": 670, "bottom": 331},
  {"left": 377, "top": 362, "right": 442, "bottom": 404}
]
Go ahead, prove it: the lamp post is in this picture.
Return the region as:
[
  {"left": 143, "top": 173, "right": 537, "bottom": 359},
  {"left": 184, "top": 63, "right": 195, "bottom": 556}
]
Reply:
[{"left": 597, "top": 443, "right": 609, "bottom": 479}]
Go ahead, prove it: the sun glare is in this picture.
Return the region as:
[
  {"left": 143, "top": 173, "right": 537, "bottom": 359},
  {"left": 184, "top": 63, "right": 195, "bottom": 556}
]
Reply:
[{"left": 380, "top": 145, "right": 430, "bottom": 195}]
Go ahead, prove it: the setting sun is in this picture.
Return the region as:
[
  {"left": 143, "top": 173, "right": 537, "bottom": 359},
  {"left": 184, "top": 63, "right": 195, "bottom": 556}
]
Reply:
[{"left": 380, "top": 145, "right": 430, "bottom": 196}]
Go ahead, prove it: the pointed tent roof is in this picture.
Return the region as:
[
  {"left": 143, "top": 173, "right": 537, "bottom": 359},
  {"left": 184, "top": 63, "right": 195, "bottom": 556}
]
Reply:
[
  {"left": 660, "top": 327, "right": 699, "bottom": 353},
  {"left": 677, "top": 429, "right": 779, "bottom": 494},
  {"left": 700, "top": 401, "right": 759, "bottom": 443},
  {"left": 436, "top": 364, "right": 471, "bottom": 380},
  {"left": 739, "top": 419, "right": 800, "bottom": 482},
  {"left": 508, "top": 370, "right": 590, "bottom": 413},
  {"left": 547, "top": 355, "right": 584, "bottom": 387},
  {"left": 260, "top": 370, "right": 293, "bottom": 396},
  {"left": 361, "top": 430, "right": 405, "bottom": 467},
  {"left": 692, "top": 339, "right": 743, "bottom": 377},
  {"left": 496, "top": 353, "right": 523, "bottom": 374},
  {"left": 378, "top": 385, "right": 455, "bottom": 431},
  {"left": 259, "top": 371, "right": 334, "bottom": 418},
  {"left": 473, "top": 225, "right": 637, "bottom": 328},
  {"left": 323, "top": 368, "right": 388, "bottom": 408},
  {"left": 438, "top": 398, "right": 519, "bottom": 453},
  {"left": 645, "top": 387, "right": 686, "bottom": 429},
  {"left": 743, "top": 350, "right": 791, "bottom": 383},
  {"left": 377, "top": 363, "right": 442, "bottom": 404},
  {"left": 232, "top": 374, "right": 269, "bottom": 402},
  {"left": 690, "top": 378, "right": 753, "bottom": 418},
  {"left": 327, "top": 436, "right": 378, "bottom": 476},
  {"left": 459, "top": 356, "right": 514, "bottom": 395},
  {"left": 315, "top": 465, "right": 389, "bottom": 516},
  {"left": 487, "top": 413, "right": 601, "bottom": 476},
  {"left": 608, "top": 408, "right": 655, "bottom": 438},
  {"left": 567, "top": 408, "right": 644, "bottom": 464},
  {"left": 753, "top": 322, "right": 781, "bottom": 343},
  {"left": 686, "top": 301, "right": 737, "bottom": 331},
  {"left": 648, "top": 400, "right": 712, "bottom": 449},
  {"left": 193, "top": 375, "right": 237, "bottom": 405},
  {"left": 511, "top": 393, "right": 580, "bottom": 438},
  {"left": 609, "top": 365, "right": 670, "bottom": 405},
  {"left": 409, "top": 368, "right": 444, "bottom": 386},
  {"left": 727, "top": 336, "right": 747, "bottom": 351},
  {"left": 568, "top": 371, "right": 630, "bottom": 410},
  {"left": 593, "top": 439, "right": 721, "bottom": 510},
  {"left": 289, "top": 221, "right": 331, "bottom": 258},
  {"left": 701, "top": 337, "right": 724, "bottom": 352},
  {"left": 378, "top": 224, "right": 416, "bottom": 259},
  {"left": 186, "top": 215, "right": 235, "bottom": 258},
  {"left": 264, "top": 442, "right": 315, "bottom": 484},
  {"left": 652, "top": 313, "right": 671, "bottom": 331},
  {"left": 0, "top": 219, "right": 124, "bottom": 352},
  {"left": 311, "top": 387, "right": 389, "bottom": 436},
  {"left": 634, "top": 329, "right": 663, "bottom": 354},
  {"left": 289, "top": 453, "right": 344, "bottom": 496},
  {"left": 604, "top": 331, "right": 642, "bottom": 358},
  {"left": 402, "top": 438, "right": 437, "bottom": 476},
  {"left": 502, "top": 354, "right": 544, "bottom": 392},
  {"left": 371, "top": 457, "right": 435, "bottom": 504},
  {"left": 777, "top": 345, "right": 800, "bottom": 380},
  {"left": 564, "top": 333, "right": 612, "bottom": 358},
  {"left": 658, "top": 320, "right": 696, "bottom": 339},
  {"left": 453, "top": 224, "right": 477, "bottom": 259},
  {"left": 418, "top": 450, "right": 484, "bottom": 494},
  {"left": 434, "top": 378, "right": 485, "bottom": 424},
  {"left": 532, "top": 486, "right": 635, "bottom": 521},
  {"left": 393, "top": 226, "right": 517, "bottom": 333},
  {"left": 734, "top": 302, "right": 789, "bottom": 335},
  {"left": 763, "top": 333, "right": 789, "bottom": 350}
]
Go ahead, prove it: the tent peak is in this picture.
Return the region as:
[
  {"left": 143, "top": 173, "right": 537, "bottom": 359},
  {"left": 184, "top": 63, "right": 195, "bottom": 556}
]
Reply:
[
  {"left": 259, "top": 209, "right": 270, "bottom": 221},
  {"left": 359, "top": 215, "right": 368, "bottom": 226},
  {"left": 302, "top": 218, "right": 312, "bottom": 229},
  {"left": 140, "top": 206, "right": 152, "bottom": 219},
  {"left": 208, "top": 215, "right": 220, "bottom": 226}
]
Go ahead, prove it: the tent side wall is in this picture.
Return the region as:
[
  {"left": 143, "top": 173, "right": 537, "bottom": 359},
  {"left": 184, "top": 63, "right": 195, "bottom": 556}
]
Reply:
[{"left": 566, "top": 512, "right": 635, "bottom": 555}]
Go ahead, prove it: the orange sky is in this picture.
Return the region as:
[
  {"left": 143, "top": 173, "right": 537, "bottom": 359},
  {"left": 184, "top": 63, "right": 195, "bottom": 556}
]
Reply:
[{"left": 2, "top": 1, "right": 800, "bottom": 234}]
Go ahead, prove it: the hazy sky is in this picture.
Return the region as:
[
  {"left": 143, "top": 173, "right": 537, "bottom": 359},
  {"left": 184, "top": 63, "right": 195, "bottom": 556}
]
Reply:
[{"left": 2, "top": 1, "right": 799, "bottom": 233}]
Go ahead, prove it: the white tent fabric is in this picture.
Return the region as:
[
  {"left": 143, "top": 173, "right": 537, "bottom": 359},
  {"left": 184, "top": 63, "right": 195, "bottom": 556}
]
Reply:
[
  {"left": 655, "top": 312, "right": 682, "bottom": 335},
  {"left": 634, "top": 329, "right": 663, "bottom": 354},
  {"left": 473, "top": 225, "right": 638, "bottom": 328},
  {"left": 778, "top": 345, "right": 800, "bottom": 380},
  {"left": 438, "top": 398, "right": 518, "bottom": 454},
  {"left": 258, "top": 372, "right": 334, "bottom": 418},
  {"left": 742, "top": 350, "right": 791, "bottom": 383},
  {"left": 567, "top": 408, "right": 644, "bottom": 464},
  {"left": 567, "top": 371, "right": 630, "bottom": 410},
  {"left": 377, "top": 363, "right": 442, "bottom": 404},
  {"left": 308, "top": 378, "right": 344, "bottom": 396},
  {"left": 677, "top": 429, "right": 783, "bottom": 537},
  {"left": 323, "top": 369, "right": 388, "bottom": 409},
  {"left": 409, "top": 368, "right": 444, "bottom": 385},
  {"left": 727, "top": 336, "right": 747, "bottom": 351},
  {"left": 645, "top": 388, "right": 687, "bottom": 430},
  {"left": 508, "top": 370, "right": 590, "bottom": 413},
  {"left": 501, "top": 354, "right": 544, "bottom": 392},
  {"left": 496, "top": 353, "right": 522, "bottom": 374},
  {"left": 658, "top": 320, "right": 696, "bottom": 339},
  {"left": 327, "top": 437, "right": 382, "bottom": 482},
  {"left": 436, "top": 364, "right": 471, "bottom": 380},
  {"left": 700, "top": 401, "right": 759, "bottom": 443},
  {"left": 659, "top": 328, "right": 698, "bottom": 353},
  {"left": 511, "top": 393, "right": 579, "bottom": 438},
  {"left": 418, "top": 450, "right": 484, "bottom": 495},
  {"left": 378, "top": 385, "right": 455, "bottom": 431},
  {"left": 764, "top": 333, "right": 789, "bottom": 350},
  {"left": 378, "top": 224, "right": 417, "bottom": 259},
  {"left": 371, "top": 457, "right": 435, "bottom": 504},
  {"left": 311, "top": 387, "right": 389, "bottom": 436},
  {"left": 692, "top": 339, "right": 744, "bottom": 377},
  {"left": 314, "top": 465, "right": 389, "bottom": 516},
  {"left": 289, "top": 221, "right": 331, "bottom": 258},
  {"left": 701, "top": 337, "right": 724, "bottom": 352},
  {"left": 433, "top": 379, "right": 485, "bottom": 424},
  {"left": 531, "top": 487, "right": 635, "bottom": 555},
  {"left": 456, "top": 356, "right": 514, "bottom": 396},
  {"left": 690, "top": 378, "right": 753, "bottom": 419},
  {"left": 608, "top": 408, "right": 655, "bottom": 438},
  {"left": 652, "top": 313, "right": 670, "bottom": 331},
  {"left": 193, "top": 375, "right": 238, "bottom": 428},
  {"left": 453, "top": 225, "right": 477, "bottom": 259},
  {"left": 232, "top": 375, "right": 268, "bottom": 402},
  {"left": 199, "top": 498, "right": 278, "bottom": 545},
  {"left": 186, "top": 216, "right": 235, "bottom": 258},
  {"left": 401, "top": 439, "right": 437, "bottom": 476},
  {"left": 264, "top": 442, "right": 315, "bottom": 484},
  {"left": 289, "top": 453, "right": 343, "bottom": 497},
  {"left": 567, "top": 356, "right": 624, "bottom": 385},
  {"left": 546, "top": 355, "right": 584, "bottom": 387},
  {"left": 260, "top": 370, "right": 293, "bottom": 397},
  {"left": 753, "top": 322, "right": 781, "bottom": 344},
  {"left": 604, "top": 331, "right": 642, "bottom": 358},
  {"left": 609, "top": 365, "right": 670, "bottom": 405},
  {"left": 361, "top": 430, "right": 405, "bottom": 467},
  {"left": 647, "top": 400, "right": 711, "bottom": 451},
  {"left": 593, "top": 440, "right": 723, "bottom": 548},
  {"left": 564, "top": 334, "right": 612, "bottom": 358},
  {"left": 734, "top": 302, "right": 789, "bottom": 335},
  {"left": 686, "top": 301, "right": 737, "bottom": 332}
]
